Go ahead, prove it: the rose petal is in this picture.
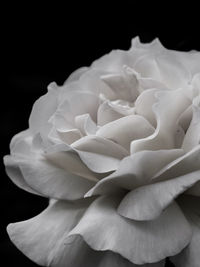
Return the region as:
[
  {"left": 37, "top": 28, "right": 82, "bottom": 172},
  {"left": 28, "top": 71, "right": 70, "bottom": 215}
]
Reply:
[
  {"left": 182, "top": 105, "right": 200, "bottom": 152},
  {"left": 45, "top": 143, "right": 103, "bottom": 181},
  {"left": 3, "top": 156, "right": 40, "bottom": 195},
  {"left": 134, "top": 54, "right": 161, "bottom": 81},
  {"left": 72, "top": 135, "right": 129, "bottom": 173},
  {"left": 170, "top": 195, "right": 200, "bottom": 267},
  {"left": 96, "top": 115, "right": 154, "bottom": 151},
  {"left": 57, "top": 129, "right": 82, "bottom": 144},
  {"left": 153, "top": 145, "right": 200, "bottom": 182},
  {"left": 29, "top": 85, "right": 58, "bottom": 137},
  {"left": 75, "top": 114, "right": 98, "bottom": 136},
  {"left": 101, "top": 67, "right": 139, "bottom": 102},
  {"left": 7, "top": 199, "right": 91, "bottom": 266},
  {"left": 86, "top": 149, "right": 184, "bottom": 196},
  {"left": 178, "top": 105, "right": 193, "bottom": 132},
  {"left": 118, "top": 170, "right": 200, "bottom": 221},
  {"left": 7, "top": 199, "right": 164, "bottom": 267},
  {"left": 135, "top": 88, "right": 159, "bottom": 127},
  {"left": 64, "top": 67, "right": 89, "bottom": 83},
  {"left": 97, "top": 101, "right": 124, "bottom": 126},
  {"left": 156, "top": 53, "right": 191, "bottom": 89},
  {"left": 131, "top": 88, "right": 191, "bottom": 153},
  {"left": 6, "top": 150, "right": 96, "bottom": 200},
  {"left": 69, "top": 195, "right": 192, "bottom": 265}
]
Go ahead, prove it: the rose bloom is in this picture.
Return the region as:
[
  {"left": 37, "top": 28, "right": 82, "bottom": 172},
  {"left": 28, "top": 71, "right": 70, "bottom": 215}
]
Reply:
[{"left": 4, "top": 37, "right": 200, "bottom": 267}]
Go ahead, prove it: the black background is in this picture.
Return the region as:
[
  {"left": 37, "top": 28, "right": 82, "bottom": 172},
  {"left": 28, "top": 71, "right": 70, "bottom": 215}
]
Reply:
[{"left": 1, "top": 3, "right": 200, "bottom": 267}]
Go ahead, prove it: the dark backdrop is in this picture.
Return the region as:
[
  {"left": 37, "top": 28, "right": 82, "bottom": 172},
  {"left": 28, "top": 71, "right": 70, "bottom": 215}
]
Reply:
[{"left": 1, "top": 4, "right": 200, "bottom": 267}]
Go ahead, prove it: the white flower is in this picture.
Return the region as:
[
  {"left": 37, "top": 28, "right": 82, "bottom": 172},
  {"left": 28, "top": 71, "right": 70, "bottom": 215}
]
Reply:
[{"left": 4, "top": 37, "right": 200, "bottom": 267}]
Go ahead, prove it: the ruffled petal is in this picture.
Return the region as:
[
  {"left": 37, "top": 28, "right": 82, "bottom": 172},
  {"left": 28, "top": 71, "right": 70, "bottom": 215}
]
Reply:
[
  {"left": 86, "top": 149, "right": 183, "bottom": 196},
  {"left": 7, "top": 199, "right": 91, "bottom": 266},
  {"left": 170, "top": 195, "right": 200, "bottom": 267},
  {"left": 75, "top": 113, "right": 98, "bottom": 136},
  {"left": 182, "top": 105, "right": 200, "bottom": 152},
  {"left": 29, "top": 85, "right": 58, "bottom": 137},
  {"left": 118, "top": 170, "right": 200, "bottom": 221},
  {"left": 131, "top": 88, "right": 191, "bottom": 153},
  {"left": 96, "top": 115, "right": 154, "bottom": 151},
  {"left": 153, "top": 145, "right": 200, "bottom": 182},
  {"left": 3, "top": 156, "right": 40, "bottom": 195},
  {"left": 135, "top": 88, "right": 159, "bottom": 127},
  {"left": 72, "top": 135, "right": 129, "bottom": 173},
  {"left": 7, "top": 199, "right": 164, "bottom": 267},
  {"left": 69, "top": 195, "right": 192, "bottom": 265},
  {"left": 97, "top": 101, "right": 124, "bottom": 126}
]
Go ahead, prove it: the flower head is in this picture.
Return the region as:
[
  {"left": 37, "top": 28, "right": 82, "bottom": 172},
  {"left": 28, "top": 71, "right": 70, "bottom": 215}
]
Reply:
[{"left": 4, "top": 37, "right": 200, "bottom": 267}]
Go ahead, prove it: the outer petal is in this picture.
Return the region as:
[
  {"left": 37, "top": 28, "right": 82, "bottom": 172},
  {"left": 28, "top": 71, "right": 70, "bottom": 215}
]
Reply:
[
  {"left": 29, "top": 85, "right": 58, "bottom": 137},
  {"left": 3, "top": 156, "right": 40, "bottom": 195},
  {"left": 170, "top": 195, "right": 200, "bottom": 267},
  {"left": 7, "top": 199, "right": 90, "bottom": 267},
  {"left": 118, "top": 170, "right": 200, "bottom": 221},
  {"left": 5, "top": 153, "right": 96, "bottom": 201},
  {"left": 7, "top": 200, "right": 164, "bottom": 267},
  {"left": 69, "top": 195, "right": 192, "bottom": 265}
]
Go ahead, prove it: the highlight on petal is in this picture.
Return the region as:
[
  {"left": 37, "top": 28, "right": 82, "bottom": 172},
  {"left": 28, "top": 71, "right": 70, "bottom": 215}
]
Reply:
[
  {"left": 86, "top": 149, "right": 184, "bottom": 196},
  {"left": 3, "top": 156, "right": 40, "bottom": 195},
  {"left": 29, "top": 86, "right": 58, "bottom": 137},
  {"left": 97, "top": 100, "right": 124, "bottom": 126},
  {"left": 131, "top": 88, "right": 191, "bottom": 153},
  {"left": 118, "top": 170, "right": 200, "bottom": 221},
  {"left": 69, "top": 195, "right": 192, "bottom": 265},
  {"left": 182, "top": 105, "right": 200, "bottom": 152},
  {"left": 96, "top": 114, "right": 154, "bottom": 151}
]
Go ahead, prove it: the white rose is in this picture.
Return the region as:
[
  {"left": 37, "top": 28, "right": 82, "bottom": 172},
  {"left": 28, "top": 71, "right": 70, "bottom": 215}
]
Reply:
[{"left": 4, "top": 37, "right": 200, "bottom": 267}]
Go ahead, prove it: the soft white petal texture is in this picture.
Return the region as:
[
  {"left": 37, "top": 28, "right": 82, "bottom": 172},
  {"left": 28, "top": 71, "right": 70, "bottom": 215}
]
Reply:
[
  {"left": 72, "top": 135, "right": 129, "bottom": 173},
  {"left": 170, "top": 195, "right": 200, "bottom": 267},
  {"left": 135, "top": 88, "right": 159, "bottom": 127},
  {"left": 57, "top": 129, "right": 82, "bottom": 144},
  {"left": 9, "top": 129, "right": 31, "bottom": 152},
  {"left": 86, "top": 149, "right": 184, "bottom": 196},
  {"left": 153, "top": 145, "right": 200, "bottom": 182},
  {"left": 69, "top": 195, "right": 192, "bottom": 265},
  {"left": 56, "top": 91, "right": 99, "bottom": 126},
  {"left": 92, "top": 49, "right": 134, "bottom": 73},
  {"left": 101, "top": 67, "right": 139, "bottom": 102},
  {"left": 45, "top": 143, "right": 103, "bottom": 181},
  {"left": 75, "top": 113, "right": 98, "bottom": 135},
  {"left": 3, "top": 156, "right": 40, "bottom": 195},
  {"left": 64, "top": 67, "right": 89, "bottom": 83},
  {"left": 29, "top": 86, "right": 58, "bottom": 137},
  {"left": 155, "top": 53, "right": 191, "bottom": 89},
  {"left": 7, "top": 199, "right": 164, "bottom": 267},
  {"left": 131, "top": 88, "right": 191, "bottom": 153},
  {"left": 6, "top": 154, "right": 96, "bottom": 200},
  {"left": 178, "top": 105, "right": 192, "bottom": 132},
  {"left": 96, "top": 115, "right": 154, "bottom": 151},
  {"left": 182, "top": 105, "right": 200, "bottom": 152},
  {"left": 97, "top": 101, "right": 124, "bottom": 126},
  {"left": 118, "top": 170, "right": 200, "bottom": 221},
  {"left": 7, "top": 199, "right": 90, "bottom": 267}
]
